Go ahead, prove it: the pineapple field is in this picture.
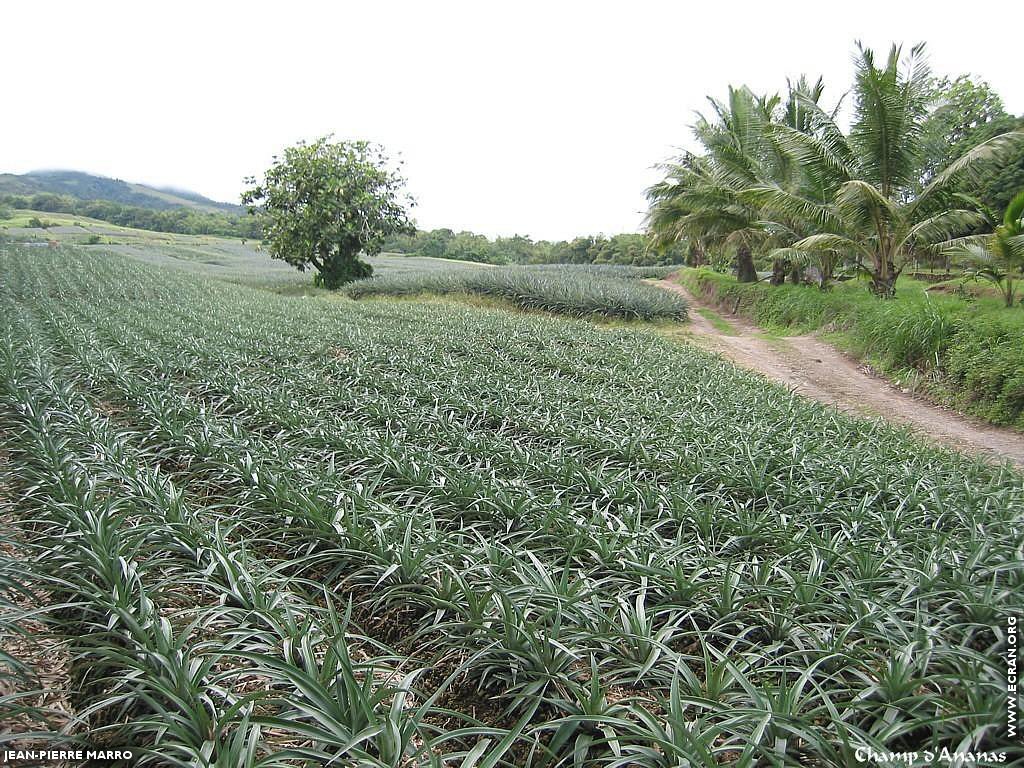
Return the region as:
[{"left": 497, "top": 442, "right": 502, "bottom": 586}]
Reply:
[{"left": 1, "top": 246, "right": 1021, "bottom": 766}]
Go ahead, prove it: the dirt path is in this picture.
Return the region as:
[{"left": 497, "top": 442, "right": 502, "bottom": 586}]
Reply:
[{"left": 656, "top": 279, "right": 1024, "bottom": 468}]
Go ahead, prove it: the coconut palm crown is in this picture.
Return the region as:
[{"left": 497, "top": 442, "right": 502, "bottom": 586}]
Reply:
[
  {"left": 749, "top": 43, "right": 1024, "bottom": 296},
  {"left": 946, "top": 189, "right": 1024, "bottom": 306}
]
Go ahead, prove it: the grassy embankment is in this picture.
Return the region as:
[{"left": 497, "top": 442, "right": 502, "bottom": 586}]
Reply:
[{"left": 678, "top": 267, "right": 1024, "bottom": 429}]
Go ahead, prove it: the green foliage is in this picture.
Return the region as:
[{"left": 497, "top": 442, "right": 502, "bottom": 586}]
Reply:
[
  {"left": 2, "top": 245, "right": 1022, "bottom": 764},
  {"left": 945, "top": 189, "right": 1024, "bottom": 307},
  {"left": 380, "top": 229, "right": 684, "bottom": 266},
  {"left": 344, "top": 264, "right": 686, "bottom": 320},
  {"left": 945, "top": 314, "right": 1024, "bottom": 424},
  {"left": 918, "top": 76, "right": 1015, "bottom": 187},
  {"left": 972, "top": 126, "right": 1024, "bottom": 214},
  {"left": 918, "top": 76, "right": 1024, "bottom": 213},
  {"left": 683, "top": 267, "right": 1024, "bottom": 427},
  {"left": 0, "top": 192, "right": 259, "bottom": 237},
  {"left": 648, "top": 42, "right": 1024, "bottom": 298},
  {"left": 242, "top": 136, "right": 414, "bottom": 289}
]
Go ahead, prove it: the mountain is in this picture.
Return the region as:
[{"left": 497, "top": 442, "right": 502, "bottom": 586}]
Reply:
[{"left": 0, "top": 170, "right": 243, "bottom": 214}]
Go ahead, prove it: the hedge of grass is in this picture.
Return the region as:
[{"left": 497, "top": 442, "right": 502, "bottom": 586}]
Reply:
[{"left": 680, "top": 268, "right": 1024, "bottom": 429}]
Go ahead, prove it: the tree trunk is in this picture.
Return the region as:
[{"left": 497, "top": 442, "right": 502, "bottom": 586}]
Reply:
[
  {"left": 686, "top": 240, "right": 705, "bottom": 268},
  {"left": 818, "top": 255, "right": 836, "bottom": 289},
  {"left": 788, "top": 262, "right": 804, "bottom": 285},
  {"left": 769, "top": 258, "right": 789, "bottom": 286},
  {"left": 736, "top": 245, "right": 757, "bottom": 283},
  {"left": 869, "top": 259, "right": 899, "bottom": 298},
  {"left": 319, "top": 247, "right": 373, "bottom": 289}
]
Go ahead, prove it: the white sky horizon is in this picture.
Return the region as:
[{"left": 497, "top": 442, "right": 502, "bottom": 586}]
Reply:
[{"left": 4, "top": 2, "right": 1021, "bottom": 241}]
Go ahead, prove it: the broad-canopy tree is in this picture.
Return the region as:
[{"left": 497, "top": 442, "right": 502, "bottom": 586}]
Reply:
[
  {"left": 242, "top": 137, "right": 414, "bottom": 289},
  {"left": 917, "top": 76, "right": 1024, "bottom": 217}
]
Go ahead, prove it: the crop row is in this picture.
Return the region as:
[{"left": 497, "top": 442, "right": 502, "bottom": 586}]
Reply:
[
  {"left": 0, "top": 247, "right": 1021, "bottom": 765},
  {"left": 343, "top": 264, "right": 687, "bottom": 320}
]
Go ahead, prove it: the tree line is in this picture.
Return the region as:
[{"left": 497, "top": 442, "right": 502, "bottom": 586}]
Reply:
[
  {"left": 380, "top": 229, "right": 686, "bottom": 266},
  {"left": 0, "top": 192, "right": 260, "bottom": 238}
]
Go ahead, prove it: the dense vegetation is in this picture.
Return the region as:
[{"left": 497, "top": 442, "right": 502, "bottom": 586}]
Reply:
[
  {"left": 647, "top": 45, "right": 1024, "bottom": 297},
  {"left": 680, "top": 268, "right": 1024, "bottom": 427},
  {"left": 344, "top": 264, "right": 687, "bottom": 320},
  {"left": 380, "top": 230, "right": 686, "bottom": 267},
  {"left": 918, "top": 77, "right": 1024, "bottom": 215},
  {"left": 0, "top": 192, "right": 259, "bottom": 238},
  {"left": 2, "top": 245, "right": 1021, "bottom": 765}
]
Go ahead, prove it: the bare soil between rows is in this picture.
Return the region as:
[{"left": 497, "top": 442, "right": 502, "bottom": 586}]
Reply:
[{"left": 656, "top": 279, "right": 1024, "bottom": 468}]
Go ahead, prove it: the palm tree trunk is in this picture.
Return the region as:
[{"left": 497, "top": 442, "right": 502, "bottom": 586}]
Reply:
[
  {"left": 770, "top": 258, "right": 788, "bottom": 286},
  {"left": 788, "top": 262, "right": 804, "bottom": 284},
  {"left": 686, "top": 240, "right": 705, "bottom": 267},
  {"left": 869, "top": 254, "right": 898, "bottom": 298},
  {"left": 869, "top": 272, "right": 897, "bottom": 297},
  {"left": 736, "top": 245, "right": 757, "bottom": 283}
]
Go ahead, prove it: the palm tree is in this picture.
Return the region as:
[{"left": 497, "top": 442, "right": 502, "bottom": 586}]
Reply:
[
  {"left": 946, "top": 190, "right": 1024, "bottom": 307},
  {"left": 647, "top": 80, "right": 839, "bottom": 285},
  {"left": 647, "top": 154, "right": 760, "bottom": 282},
  {"left": 646, "top": 86, "right": 795, "bottom": 283},
  {"left": 767, "top": 76, "right": 844, "bottom": 286},
  {"left": 750, "top": 43, "right": 1024, "bottom": 297}
]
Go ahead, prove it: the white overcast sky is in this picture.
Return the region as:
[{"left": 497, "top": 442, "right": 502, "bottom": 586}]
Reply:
[{"left": 3, "top": 1, "right": 1021, "bottom": 241}]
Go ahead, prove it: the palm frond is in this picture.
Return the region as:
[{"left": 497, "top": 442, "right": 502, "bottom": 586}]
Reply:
[
  {"left": 1003, "top": 189, "right": 1024, "bottom": 228},
  {"left": 740, "top": 185, "right": 843, "bottom": 231},
  {"left": 900, "top": 209, "right": 988, "bottom": 250},
  {"left": 834, "top": 180, "right": 899, "bottom": 231},
  {"left": 791, "top": 232, "right": 871, "bottom": 258},
  {"left": 848, "top": 41, "right": 930, "bottom": 193}
]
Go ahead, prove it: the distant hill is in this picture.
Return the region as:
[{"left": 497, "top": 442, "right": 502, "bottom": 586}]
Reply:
[{"left": 0, "top": 170, "right": 243, "bottom": 214}]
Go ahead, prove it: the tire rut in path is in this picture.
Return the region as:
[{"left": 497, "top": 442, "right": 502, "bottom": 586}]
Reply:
[{"left": 655, "top": 278, "right": 1024, "bottom": 468}]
